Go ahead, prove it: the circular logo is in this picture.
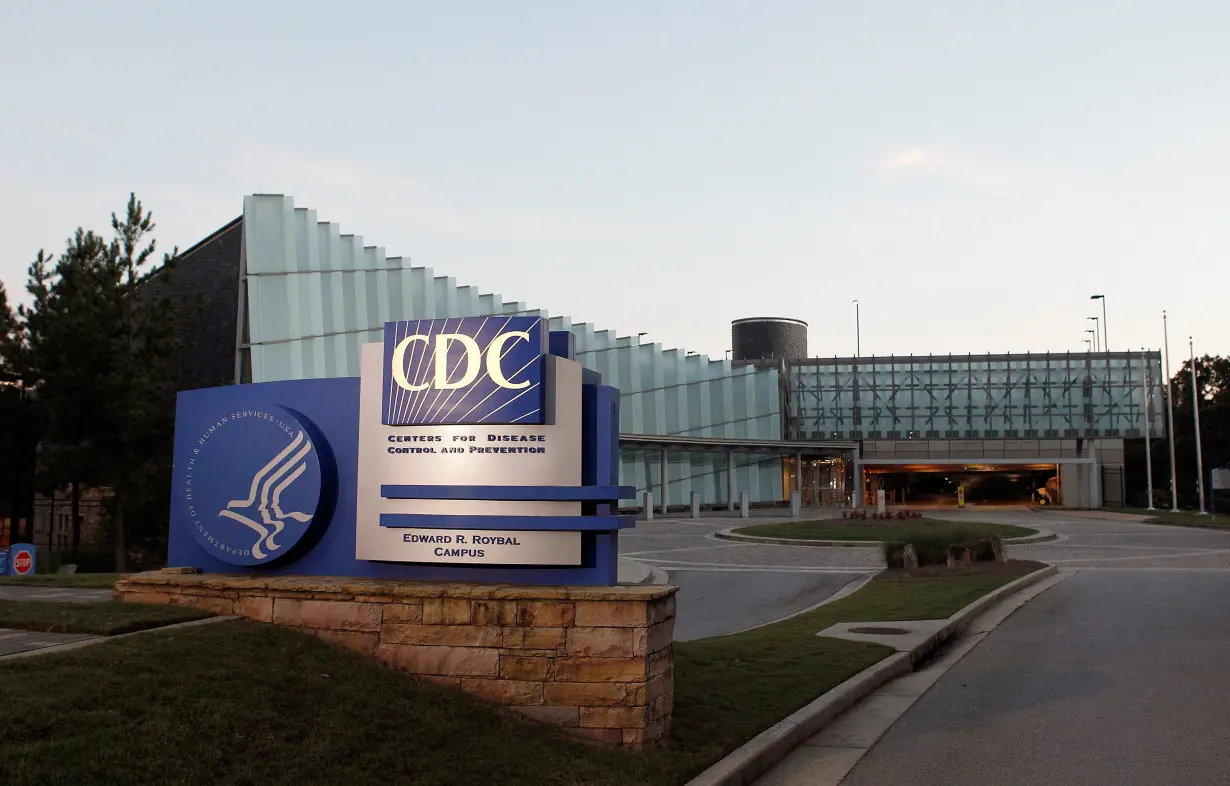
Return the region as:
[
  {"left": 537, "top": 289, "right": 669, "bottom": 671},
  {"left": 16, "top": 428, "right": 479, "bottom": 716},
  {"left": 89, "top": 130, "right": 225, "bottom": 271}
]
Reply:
[
  {"left": 13, "top": 551, "right": 32, "bottom": 575},
  {"left": 183, "top": 405, "right": 328, "bottom": 566}
]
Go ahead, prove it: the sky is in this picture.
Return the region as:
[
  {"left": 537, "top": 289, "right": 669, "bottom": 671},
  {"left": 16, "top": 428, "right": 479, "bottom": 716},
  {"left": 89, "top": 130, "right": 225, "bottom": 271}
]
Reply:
[{"left": 1, "top": 1, "right": 1227, "bottom": 364}]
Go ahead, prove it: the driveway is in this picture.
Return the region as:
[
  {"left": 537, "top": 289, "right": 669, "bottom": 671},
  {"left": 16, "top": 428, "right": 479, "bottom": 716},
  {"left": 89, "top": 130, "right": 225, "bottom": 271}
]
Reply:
[
  {"left": 842, "top": 568, "right": 1230, "bottom": 785},
  {"left": 620, "top": 515, "right": 880, "bottom": 640},
  {"left": 622, "top": 506, "right": 1230, "bottom": 639},
  {"left": 739, "top": 508, "right": 1230, "bottom": 784}
]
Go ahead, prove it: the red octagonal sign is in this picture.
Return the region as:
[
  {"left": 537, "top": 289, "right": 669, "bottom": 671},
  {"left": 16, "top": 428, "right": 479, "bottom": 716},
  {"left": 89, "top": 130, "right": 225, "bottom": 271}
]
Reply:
[{"left": 13, "top": 551, "right": 33, "bottom": 575}]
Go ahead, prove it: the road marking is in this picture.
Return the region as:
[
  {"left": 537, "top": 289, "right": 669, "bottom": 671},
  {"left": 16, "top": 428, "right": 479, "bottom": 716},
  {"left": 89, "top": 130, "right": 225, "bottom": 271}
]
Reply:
[
  {"left": 1020, "top": 543, "right": 1202, "bottom": 552},
  {"left": 651, "top": 558, "right": 879, "bottom": 571},
  {"left": 1044, "top": 547, "right": 1230, "bottom": 564},
  {"left": 662, "top": 566, "right": 872, "bottom": 574},
  {"left": 1073, "top": 566, "right": 1230, "bottom": 572},
  {"left": 623, "top": 542, "right": 752, "bottom": 557}
]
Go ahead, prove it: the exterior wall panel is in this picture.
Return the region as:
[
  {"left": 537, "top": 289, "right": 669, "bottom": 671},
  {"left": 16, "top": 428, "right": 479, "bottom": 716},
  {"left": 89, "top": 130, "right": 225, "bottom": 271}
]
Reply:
[{"left": 240, "top": 195, "right": 785, "bottom": 507}]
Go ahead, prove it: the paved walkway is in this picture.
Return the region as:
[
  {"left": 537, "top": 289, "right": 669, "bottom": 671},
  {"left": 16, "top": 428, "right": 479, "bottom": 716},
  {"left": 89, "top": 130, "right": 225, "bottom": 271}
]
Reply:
[
  {"left": 0, "top": 586, "right": 112, "bottom": 602},
  {"left": 0, "top": 628, "right": 99, "bottom": 656}
]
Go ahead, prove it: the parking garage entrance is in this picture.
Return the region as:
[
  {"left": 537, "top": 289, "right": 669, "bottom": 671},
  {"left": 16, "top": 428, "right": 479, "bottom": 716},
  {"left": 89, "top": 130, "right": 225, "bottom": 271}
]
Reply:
[{"left": 861, "top": 463, "right": 1064, "bottom": 507}]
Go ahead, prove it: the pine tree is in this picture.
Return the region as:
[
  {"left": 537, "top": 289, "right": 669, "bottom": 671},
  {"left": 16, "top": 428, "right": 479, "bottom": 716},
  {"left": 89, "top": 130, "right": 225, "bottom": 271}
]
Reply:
[
  {"left": 15, "top": 195, "right": 182, "bottom": 569},
  {"left": 93, "top": 195, "right": 182, "bottom": 571}
]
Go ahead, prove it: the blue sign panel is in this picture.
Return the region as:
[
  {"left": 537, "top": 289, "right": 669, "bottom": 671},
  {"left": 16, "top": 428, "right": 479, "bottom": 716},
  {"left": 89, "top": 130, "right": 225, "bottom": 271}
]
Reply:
[
  {"left": 180, "top": 404, "right": 330, "bottom": 567},
  {"left": 168, "top": 331, "right": 634, "bottom": 586},
  {"left": 381, "top": 316, "right": 546, "bottom": 426},
  {"left": 0, "top": 548, "right": 7, "bottom": 576}
]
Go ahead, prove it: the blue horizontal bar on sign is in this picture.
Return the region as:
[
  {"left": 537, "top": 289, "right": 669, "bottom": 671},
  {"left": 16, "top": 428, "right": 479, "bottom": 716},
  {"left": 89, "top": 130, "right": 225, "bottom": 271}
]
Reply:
[
  {"left": 379, "top": 514, "right": 638, "bottom": 531},
  {"left": 380, "top": 485, "right": 635, "bottom": 501}
]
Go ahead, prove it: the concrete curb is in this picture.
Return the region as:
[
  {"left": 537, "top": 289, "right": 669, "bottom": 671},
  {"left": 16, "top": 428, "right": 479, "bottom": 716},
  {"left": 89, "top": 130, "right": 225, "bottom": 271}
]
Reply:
[
  {"left": 0, "top": 615, "right": 236, "bottom": 663},
  {"left": 617, "top": 557, "right": 654, "bottom": 585},
  {"left": 685, "top": 563, "right": 1058, "bottom": 786},
  {"left": 714, "top": 527, "right": 1057, "bottom": 548}
]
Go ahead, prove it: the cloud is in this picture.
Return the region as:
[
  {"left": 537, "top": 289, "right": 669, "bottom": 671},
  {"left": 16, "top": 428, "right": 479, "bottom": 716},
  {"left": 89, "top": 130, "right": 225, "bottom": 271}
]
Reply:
[
  {"left": 875, "top": 147, "right": 1079, "bottom": 199},
  {"left": 879, "top": 148, "right": 939, "bottom": 171}
]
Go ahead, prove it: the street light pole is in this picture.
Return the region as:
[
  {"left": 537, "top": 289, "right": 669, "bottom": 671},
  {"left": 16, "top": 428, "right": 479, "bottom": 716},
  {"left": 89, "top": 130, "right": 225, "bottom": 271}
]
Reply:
[
  {"left": 1141, "top": 348, "right": 1155, "bottom": 510},
  {"left": 853, "top": 300, "right": 860, "bottom": 357},
  {"left": 1190, "top": 337, "right": 1207, "bottom": 514},
  {"left": 1087, "top": 316, "right": 1100, "bottom": 351},
  {"left": 1091, "top": 294, "right": 1108, "bottom": 350},
  {"left": 1163, "top": 311, "right": 1179, "bottom": 512},
  {"left": 1086, "top": 329, "right": 1097, "bottom": 350}
]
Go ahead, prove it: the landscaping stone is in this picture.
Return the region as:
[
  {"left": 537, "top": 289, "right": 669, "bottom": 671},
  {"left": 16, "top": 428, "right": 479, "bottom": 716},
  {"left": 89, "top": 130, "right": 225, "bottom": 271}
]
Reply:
[
  {"left": 902, "top": 544, "right": 919, "bottom": 569},
  {"left": 113, "top": 571, "right": 676, "bottom": 747}
]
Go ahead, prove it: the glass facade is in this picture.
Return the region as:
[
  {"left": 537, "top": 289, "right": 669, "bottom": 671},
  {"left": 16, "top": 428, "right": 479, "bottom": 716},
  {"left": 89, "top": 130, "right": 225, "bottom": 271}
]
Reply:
[
  {"left": 238, "top": 195, "right": 787, "bottom": 506},
  {"left": 786, "top": 354, "right": 1166, "bottom": 441}
]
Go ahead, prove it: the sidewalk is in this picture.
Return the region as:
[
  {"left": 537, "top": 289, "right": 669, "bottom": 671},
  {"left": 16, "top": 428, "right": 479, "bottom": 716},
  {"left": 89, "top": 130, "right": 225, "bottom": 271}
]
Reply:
[
  {"left": 0, "top": 628, "right": 98, "bottom": 657},
  {"left": 751, "top": 570, "right": 1069, "bottom": 785}
]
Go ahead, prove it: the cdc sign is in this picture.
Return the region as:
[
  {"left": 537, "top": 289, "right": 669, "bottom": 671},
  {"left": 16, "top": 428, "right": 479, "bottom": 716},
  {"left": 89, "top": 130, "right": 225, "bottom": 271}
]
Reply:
[{"left": 169, "top": 317, "right": 633, "bottom": 585}]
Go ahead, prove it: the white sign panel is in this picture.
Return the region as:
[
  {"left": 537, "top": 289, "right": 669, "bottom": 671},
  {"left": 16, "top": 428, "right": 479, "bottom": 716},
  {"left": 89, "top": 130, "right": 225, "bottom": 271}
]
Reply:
[
  {"left": 1213, "top": 468, "right": 1230, "bottom": 491},
  {"left": 355, "top": 342, "right": 584, "bottom": 565},
  {"left": 395, "top": 530, "right": 580, "bottom": 565}
]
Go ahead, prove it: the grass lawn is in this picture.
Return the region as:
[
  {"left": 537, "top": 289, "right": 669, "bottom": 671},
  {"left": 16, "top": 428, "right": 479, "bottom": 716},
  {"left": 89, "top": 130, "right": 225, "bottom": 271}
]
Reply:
[
  {"left": 733, "top": 518, "right": 1037, "bottom": 542},
  {"left": 0, "top": 573, "right": 123, "bottom": 588},
  {"left": 1121, "top": 508, "right": 1230, "bottom": 529},
  {"left": 0, "top": 561, "right": 1044, "bottom": 785},
  {"left": 0, "top": 600, "right": 213, "bottom": 636}
]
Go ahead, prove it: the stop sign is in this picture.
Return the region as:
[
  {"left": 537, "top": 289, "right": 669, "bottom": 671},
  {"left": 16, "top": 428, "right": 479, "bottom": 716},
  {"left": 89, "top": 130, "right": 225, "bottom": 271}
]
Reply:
[{"left": 13, "top": 551, "right": 32, "bottom": 575}]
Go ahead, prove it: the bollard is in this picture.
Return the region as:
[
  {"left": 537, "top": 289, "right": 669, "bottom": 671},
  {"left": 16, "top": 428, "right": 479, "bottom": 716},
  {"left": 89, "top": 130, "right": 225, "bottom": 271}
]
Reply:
[
  {"left": 739, "top": 490, "right": 750, "bottom": 519},
  {"left": 876, "top": 489, "right": 886, "bottom": 515},
  {"left": 790, "top": 490, "right": 801, "bottom": 518},
  {"left": 690, "top": 491, "right": 701, "bottom": 519},
  {"left": 644, "top": 491, "right": 654, "bottom": 521}
]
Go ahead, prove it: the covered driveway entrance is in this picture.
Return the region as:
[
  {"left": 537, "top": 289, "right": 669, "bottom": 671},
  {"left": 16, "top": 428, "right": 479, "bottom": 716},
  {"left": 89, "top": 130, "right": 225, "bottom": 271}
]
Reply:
[{"left": 853, "top": 457, "right": 1103, "bottom": 509}]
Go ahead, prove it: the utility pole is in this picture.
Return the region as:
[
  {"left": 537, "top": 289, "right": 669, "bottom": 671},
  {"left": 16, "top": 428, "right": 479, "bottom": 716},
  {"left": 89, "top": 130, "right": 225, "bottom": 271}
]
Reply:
[
  {"left": 853, "top": 300, "right": 860, "bottom": 356},
  {"left": 1163, "top": 312, "right": 1179, "bottom": 511},
  {"left": 1141, "top": 349, "right": 1155, "bottom": 510},
  {"left": 1190, "top": 337, "right": 1207, "bottom": 514}
]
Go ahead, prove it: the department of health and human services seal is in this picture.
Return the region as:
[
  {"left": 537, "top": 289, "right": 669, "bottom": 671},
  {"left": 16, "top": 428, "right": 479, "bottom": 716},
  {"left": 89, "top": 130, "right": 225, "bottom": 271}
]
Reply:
[{"left": 182, "top": 404, "right": 329, "bottom": 566}]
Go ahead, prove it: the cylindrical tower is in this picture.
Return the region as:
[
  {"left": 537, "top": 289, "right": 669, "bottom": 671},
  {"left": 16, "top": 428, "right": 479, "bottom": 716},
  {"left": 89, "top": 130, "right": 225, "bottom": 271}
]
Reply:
[{"left": 731, "top": 317, "right": 808, "bottom": 362}]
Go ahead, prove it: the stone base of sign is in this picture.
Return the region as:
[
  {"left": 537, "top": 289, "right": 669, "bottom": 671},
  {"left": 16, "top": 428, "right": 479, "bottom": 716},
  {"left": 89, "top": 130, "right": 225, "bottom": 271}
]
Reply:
[{"left": 113, "top": 571, "right": 677, "bottom": 746}]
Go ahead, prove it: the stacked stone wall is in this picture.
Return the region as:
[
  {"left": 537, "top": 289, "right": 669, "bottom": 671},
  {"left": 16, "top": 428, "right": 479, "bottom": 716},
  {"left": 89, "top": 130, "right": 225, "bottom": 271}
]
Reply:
[{"left": 115, "top": 572, "right": 676, "bottom": 746}]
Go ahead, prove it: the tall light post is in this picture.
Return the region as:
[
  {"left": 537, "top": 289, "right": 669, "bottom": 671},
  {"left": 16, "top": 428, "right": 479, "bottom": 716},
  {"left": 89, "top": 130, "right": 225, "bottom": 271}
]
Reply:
[
  {"left": 1141, "top": 348, "right": 1155, "bottom": 510},
  {"left": 1084, "top": 338, "right": 1092, "bottom": 352},
  {"left": 1091, "top": 294, "right": 1108, "bottom": 350},
  {"left": 1190, "top": 337, "right": 1207, "bottom": 514},
  {"left": 1087, "top": 316, "right": 1100, "bottom": 351},
  {"left": 853, "top": 300, "right": 860, "bottom": 357},
  {"left": 1163, "top": 311, "right": 1179, "bottom": 511}
]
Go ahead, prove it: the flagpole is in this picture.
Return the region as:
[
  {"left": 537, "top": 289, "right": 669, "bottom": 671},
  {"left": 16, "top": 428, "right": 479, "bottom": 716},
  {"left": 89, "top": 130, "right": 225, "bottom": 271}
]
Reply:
[
  {"left": 1163, "top": 311, "right": 1179, "bottom": 512},
  {"left": 1190, "top": 337, "right": 1207, "bottom": 514},
  {"left": 1141, "top": 348, "right": 1155, "bottom": 510}
]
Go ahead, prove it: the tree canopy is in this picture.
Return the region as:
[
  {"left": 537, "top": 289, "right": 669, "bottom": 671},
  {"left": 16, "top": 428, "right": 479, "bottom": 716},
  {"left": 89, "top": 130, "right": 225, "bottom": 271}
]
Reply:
[{"left": 2, "top": 194, "right": 183, "bottom": 569}]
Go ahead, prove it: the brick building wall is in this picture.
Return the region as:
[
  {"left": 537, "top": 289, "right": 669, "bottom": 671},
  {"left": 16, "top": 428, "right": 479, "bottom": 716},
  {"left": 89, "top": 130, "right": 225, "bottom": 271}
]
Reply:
[{"left": 142, "top": 217, "right": 242, "bottom": 391}]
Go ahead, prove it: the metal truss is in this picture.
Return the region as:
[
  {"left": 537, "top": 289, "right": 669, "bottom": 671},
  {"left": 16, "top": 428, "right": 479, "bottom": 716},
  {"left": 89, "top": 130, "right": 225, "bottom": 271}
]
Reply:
[{"left": 784, "top": 352, "right": 1164, "bottom": 441}]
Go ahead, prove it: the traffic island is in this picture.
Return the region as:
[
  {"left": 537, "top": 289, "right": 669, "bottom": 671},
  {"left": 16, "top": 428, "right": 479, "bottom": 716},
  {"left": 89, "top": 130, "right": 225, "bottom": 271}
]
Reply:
[{"left": 114, "top": 571, "right": 676, "bottom": 746}]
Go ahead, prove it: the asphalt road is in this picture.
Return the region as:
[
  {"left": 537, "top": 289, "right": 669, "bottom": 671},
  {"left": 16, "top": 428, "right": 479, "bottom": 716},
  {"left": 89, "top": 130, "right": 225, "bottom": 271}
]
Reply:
[
  {"left": 619, "top": 516, "right": 879, "bottom": 640},
  {"left": 667, "top": 570, "right": 863, "bottom": 641},
  {"left": 842, "top": 569, "right": 1230, "bottom": 785}
]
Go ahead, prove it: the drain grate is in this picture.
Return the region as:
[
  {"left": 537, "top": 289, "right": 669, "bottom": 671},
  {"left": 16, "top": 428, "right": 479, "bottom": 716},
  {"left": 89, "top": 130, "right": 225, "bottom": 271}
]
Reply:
[{"left": 848, "top": 626, "right": 911, "bottom": 635}]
